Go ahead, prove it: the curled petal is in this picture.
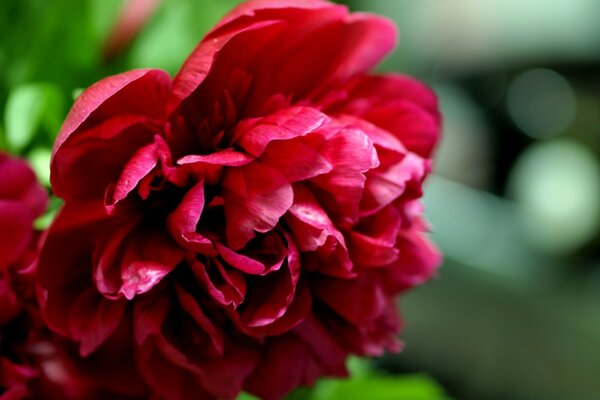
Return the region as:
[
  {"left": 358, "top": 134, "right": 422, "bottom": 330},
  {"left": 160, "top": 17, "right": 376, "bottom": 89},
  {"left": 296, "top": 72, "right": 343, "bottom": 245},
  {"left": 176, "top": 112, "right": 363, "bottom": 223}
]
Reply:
[
  {"left": 172, "top": 1, "right": 396, "bottom": 120},
  {"left": 213, "top": 0, "right": 342, "bottom": 33},
  {"left": 222, "top": 162, "right": 293, "bottom": 249},
  {"left": 52, "top": 116, "right": 159, "bottom": 201},
  {"left": 169, "top": 20, "right": 285, "bottom": 114},
  {"left": 191, "top": 259, "right": 246, "bottom": 307},
  {"left": 310, "top": 124, "right": 378, "bottom": 227},
  {"left": 177, "top": 149, "right": 253, "bottom": 184},
  {"left": 286, "top": 184, "right": 339, "bottom": 251},
  {"left": 52, "top": 69, "right": 171, "bottom": 201},
  {"left": 235, "top": 106, "right": 329, "bottom": 156},
  {"left": 167, "top": 181, "right": 215, "bottom": 255},
  {"left": 119, "top": 229, "right": 184, "bottom": 300},
  {"left": 237, "top": 236, "right": 300, "bottom": 328},
  {"left": 259, "top": 136, "right": 333, "bottom": 183},
  {"left": 216, "top": 231, "right": 286, "bottom": 275},
  {"left": 177, "top": 149, "right": 253, "bottom": 167},
  {"left": 107, "top": 141, "right": 159, "bottom": 208},
  {"left": 54, "top": 69, "right": 171, "bottom": 155}
]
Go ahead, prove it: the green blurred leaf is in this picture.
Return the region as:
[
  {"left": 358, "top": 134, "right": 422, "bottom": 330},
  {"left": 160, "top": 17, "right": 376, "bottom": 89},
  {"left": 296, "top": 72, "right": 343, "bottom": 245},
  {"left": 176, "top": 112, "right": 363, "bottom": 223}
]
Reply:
[
  {"left": 285, "top": 387, "right": 314, "bottom": 400},
  {"left": 0, "top": 124, "right": 6, "bottom": 150},
  {"left": 346, "top": 356, "right": 372, "bottom": 378},
  {"left": 237, "top": 392, "right": 259, "bottom": 400},
  {"left": 283, "top": 357, "right": 447, "bottom": 400},
  {"left": 27, "top": 146, "right": 52, "bottom": 187},
  {"left": 72, "top": 88, "right": 84, "bottom": 101},
  {"left": 127, "top": 0, "right": 242, "bottom": 74},
  {"left": 34, "top": 195, "right": 62, "bottom": 230},
  {"left": 4, "top": 82, "right": 64, "bottom": 153},
  {"left": 315, "top": 374, "right": 448, "bottom": 400}
]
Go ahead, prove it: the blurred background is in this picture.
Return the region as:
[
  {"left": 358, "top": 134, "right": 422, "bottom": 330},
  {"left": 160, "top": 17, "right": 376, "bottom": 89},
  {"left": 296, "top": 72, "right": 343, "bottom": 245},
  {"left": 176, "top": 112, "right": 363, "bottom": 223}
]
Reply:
[{"left": 1, "top": 0, "right": 599, "bottom": 399}]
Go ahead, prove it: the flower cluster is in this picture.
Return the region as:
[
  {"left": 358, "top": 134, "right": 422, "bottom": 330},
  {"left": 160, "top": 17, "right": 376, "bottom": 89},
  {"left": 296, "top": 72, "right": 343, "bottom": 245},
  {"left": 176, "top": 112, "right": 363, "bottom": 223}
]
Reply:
[{"left": 2, "top": 1, "right": 441, "bottom": 399}]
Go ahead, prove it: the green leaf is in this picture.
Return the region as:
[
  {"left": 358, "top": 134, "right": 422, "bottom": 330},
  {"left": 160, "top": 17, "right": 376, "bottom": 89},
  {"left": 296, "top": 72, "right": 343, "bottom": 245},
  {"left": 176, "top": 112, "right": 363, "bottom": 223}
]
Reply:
[
  {"left": 34, "top": 195, "right": 62, "bottom": 230},
  {"left": 126, "top": 0, "right": 242, "bottom": 74},
  {"left": 284, "top": 387, "right": 314, "bottom": 400},
  {"left": 4, "top": 82, "right": 65, "bottom": 153},
  {"left": 27, "top": 147, "right": 52, "bottom": 187},
  {"left": 237, "top": 392, "right": 259, "bottom": 400},
  {"left": 72, "top": 87, "right": 84, "bottom": 101},
  {"left": 314, "top": 374, "right": 449, "bottom": 400},
  {"left": 346, "top": 356, "right": 372, "bottom": 378},
  {"left": 0, "top": 124, "right": 6, "bottom": 151}
]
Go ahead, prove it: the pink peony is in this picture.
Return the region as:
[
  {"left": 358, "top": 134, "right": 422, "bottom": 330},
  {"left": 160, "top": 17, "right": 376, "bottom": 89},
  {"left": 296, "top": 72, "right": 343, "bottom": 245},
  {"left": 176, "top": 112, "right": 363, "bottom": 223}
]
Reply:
[{"left": 37, "top": 0, "right": 442, "bottom": 399}]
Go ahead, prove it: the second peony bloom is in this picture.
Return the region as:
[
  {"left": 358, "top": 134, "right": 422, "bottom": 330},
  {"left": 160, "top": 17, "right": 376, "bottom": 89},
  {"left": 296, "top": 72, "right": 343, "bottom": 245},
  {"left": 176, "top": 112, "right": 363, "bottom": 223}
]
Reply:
[{"left": 38, "top": 0, "right": 442, "bottom": 399}]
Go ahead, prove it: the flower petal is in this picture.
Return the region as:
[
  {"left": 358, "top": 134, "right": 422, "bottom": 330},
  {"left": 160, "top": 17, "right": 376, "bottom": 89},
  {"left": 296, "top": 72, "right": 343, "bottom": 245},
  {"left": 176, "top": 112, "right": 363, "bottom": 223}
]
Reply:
[
  {"left": 327, "top": 74, "right": 441, "bottom": 157},
  {"left": 174, "top": 285, "right": 224, "bottom": 355},
  {"left": 37, "top": 201, "right": 111, "bottom": 336},
  {"left": 349, "top": 206, "right": 403, "bottom": 267},
  {"left": 108, "top": 141, "right": 159, "bottom": 207},
  {"left": 222, "top": 162, "right": 293, "bottom": 249},
  {"left": 167, "top": 181, "right": 215, "bottom": 255},
  {"left": 0, "top": 154, "right": 47, "bottom": 216},
  {"left": 237, "top": 236, "right": 300, "bottom": 328},
  {"left": 310, "top": 124, "right": 377, "bottom": 227},
  {"left": 243, "top": 333, "right": 321, "bottom": 400},
  {"left": 191, "top": 259, "right": 246, "bottom": 307},
  {"left": 361, "top": 152, "right": 430, "bottom": 216},
  {"left": 133, "top": 288, "right": 170, "bottom": 345},
  {"left": 377, "top": 229, "right": 441, "bottom": 293},
  {"left": 53, "top": 117, "right": 159, "bottom": 201},
  {"left": 54, "top": 69, "right": 171, "bottom": 155},
  {"left": 177, "top": 149, "right": 253, "bottom": 184},
  {"left": 235, "top": 106, "right": 329, "bottom": 156},
  {"left": 212, "top": 0, "right": 341, "bottom": 33},
  {"left": 0, "top": 201, "right": 33, "bottom": 270},
  {"left": 312, "top": 274, "right": 386, "bottom": 325},
  {"left": 68, "top": 288, "right": 126, "bottom": 356},
  {"left": 119, "top": 229, "right": 184, "bottom": 300}
]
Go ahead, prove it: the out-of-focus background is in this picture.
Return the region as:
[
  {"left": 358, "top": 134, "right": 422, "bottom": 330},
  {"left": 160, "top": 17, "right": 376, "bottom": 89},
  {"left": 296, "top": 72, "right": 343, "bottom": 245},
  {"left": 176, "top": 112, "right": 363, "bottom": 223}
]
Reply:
[
  {"left": 356, "top": 2, "right": 600, "bottom": 400},
  {"left": 1, "top": 1, "right": 599, "bottom": 399}
]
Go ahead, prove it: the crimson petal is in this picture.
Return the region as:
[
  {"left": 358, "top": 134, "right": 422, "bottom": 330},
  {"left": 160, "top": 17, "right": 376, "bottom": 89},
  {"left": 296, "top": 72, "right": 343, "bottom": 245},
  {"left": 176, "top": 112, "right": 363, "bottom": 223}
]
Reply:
[{"left": 222, "top": 162, "right": 293, "bottom": 249}]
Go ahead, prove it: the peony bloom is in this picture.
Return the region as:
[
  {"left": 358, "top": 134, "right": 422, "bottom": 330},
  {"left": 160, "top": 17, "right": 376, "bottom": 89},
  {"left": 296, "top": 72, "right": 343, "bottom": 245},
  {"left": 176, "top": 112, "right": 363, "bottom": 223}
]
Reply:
[
  {"left": 38, "top": 0, "right": 441, "bottom": 399},
  {"left": 0, "top": 153, "right": 47, "bottom": 399}
]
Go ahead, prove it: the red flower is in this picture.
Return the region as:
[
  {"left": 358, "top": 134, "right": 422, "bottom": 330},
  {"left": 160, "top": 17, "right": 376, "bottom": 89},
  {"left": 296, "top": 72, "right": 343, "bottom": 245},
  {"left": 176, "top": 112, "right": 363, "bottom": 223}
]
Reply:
[
  {"left": 0, "top": 153, "right": 47, "bottom": 399},
  {"left": 38, "top": 1, "right": 441, "bottom": 399}
]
